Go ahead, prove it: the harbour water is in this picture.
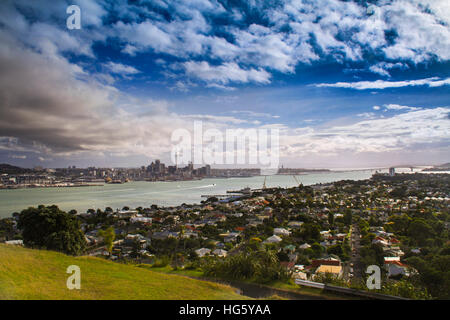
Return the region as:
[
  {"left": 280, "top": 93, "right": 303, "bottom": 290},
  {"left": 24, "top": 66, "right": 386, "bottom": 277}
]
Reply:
[{"left": 0, "top": 168, "right": 405, "bottom": 218}]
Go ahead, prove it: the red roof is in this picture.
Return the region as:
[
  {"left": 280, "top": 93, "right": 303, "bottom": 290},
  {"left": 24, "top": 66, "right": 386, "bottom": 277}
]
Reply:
[
  {"left": 311, "top": 259, "right": 340, "bottom": 267},
  {"left": 384, "top": 260, "right": 407, "bottom": 267}
]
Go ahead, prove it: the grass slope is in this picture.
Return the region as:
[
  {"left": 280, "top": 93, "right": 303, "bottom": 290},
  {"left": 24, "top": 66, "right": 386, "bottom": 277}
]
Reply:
[{"left": 0, "top": 244, "right": 246, "bottom": 300}]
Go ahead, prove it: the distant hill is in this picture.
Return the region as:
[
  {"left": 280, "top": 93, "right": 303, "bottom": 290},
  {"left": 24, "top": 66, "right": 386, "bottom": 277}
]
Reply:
[
  {"left": 0, "top": 164, "right": 32, "bottom": 174},
  {"left": 0, "top": 244, "right": 246, "bottom": 300},
  {"left": 423, "top": 163, "right": 450, "bottom": 171},
  {"left": 435, "top": 163, "right": 450, "bottom": 168}
]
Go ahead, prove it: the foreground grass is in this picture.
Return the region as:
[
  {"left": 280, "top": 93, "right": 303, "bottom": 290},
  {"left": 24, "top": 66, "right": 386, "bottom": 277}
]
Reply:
[{"left": 0, "top": 244, "right": 246, "bottom": 300}]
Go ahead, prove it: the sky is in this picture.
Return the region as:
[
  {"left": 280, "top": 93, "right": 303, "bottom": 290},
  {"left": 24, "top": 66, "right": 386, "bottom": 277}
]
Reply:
[{"left": 0, "top": 0, "right": 449, "bottom": 169}]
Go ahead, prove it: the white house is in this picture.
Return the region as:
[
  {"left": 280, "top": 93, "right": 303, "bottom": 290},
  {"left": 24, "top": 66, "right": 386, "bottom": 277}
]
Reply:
[
  {"left": 385, "top": 261, "right": 410, "bottom": 277},
  {"left": 130, "top": 216, "right": 152, "bottom": 224},
  {"left": 213, "top": 249, "right": 228, "bottom": 257},
  {"left": 195, "top": 248, "right": 211, "bottom": 258},
  {"left": 274, "top": 228, "right": 291, "bottom": 236},
  {"left": 384, "top": 257, "right": 411, "bottom": 277},
  {"left": 264, "top": 235, "right": 282, "bottom": 243},
  {"left": 299, "top": 243, "right": 311, "bottom": 250},
  {"left": 288, "top": 221, "right": 304, "bottom": 228}
]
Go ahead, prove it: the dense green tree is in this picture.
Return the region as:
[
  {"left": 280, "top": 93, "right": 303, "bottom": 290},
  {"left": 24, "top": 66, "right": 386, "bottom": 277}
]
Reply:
[
  {"left": 98, "top": 226, "right": 116, "bottom": 256},
  {"left": 17, "top": 205, "right": 86, "bottom": 255},
  {"left": 300, "top": 223, "right": 321, "bottom": 242},
  {"left": 387, "top": 214, "right": 411, "bottom": 235},
  {"left": 203, "top": 250, "right": 290, "bottom": 283},
  {"left": 327, "top": 244, "right": 343, "bottom": 257},
  {"left": 389, "top": 186, "right": 407, "bottom": 198},
  {"left": 343, "top": 209, "right": 352, "bottom": 225},
  {"left": 408, "top": 218, "right": 434, "bottom": 246},
  {"left": 0, "top": 218, "right": 15, "bottom": 240}
]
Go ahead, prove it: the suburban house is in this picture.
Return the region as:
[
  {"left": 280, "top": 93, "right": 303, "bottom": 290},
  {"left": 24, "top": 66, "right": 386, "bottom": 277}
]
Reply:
[
  {"left": 274, "top": 227, "right": 291, "bottom": 236},
  {"left": 212, "top": 249, "right": 227, "bottom": 257},
  {"left": 288, "top": 221, "right": 304, "bottom": 228},
  {"left": 299, "top": 243, "right": 311, "bottom": 250},
  {"left": 384, "top": 256, "right": 413, "bottom": 277},
  {"left": 264, "top": 235, "right": 282, "bottom": 243},
  {"left": 195, "top": 248, "right": 211, "bottom": 258},
  {"left": 314, "top": 265, "right": 343, "bottom": 278}
]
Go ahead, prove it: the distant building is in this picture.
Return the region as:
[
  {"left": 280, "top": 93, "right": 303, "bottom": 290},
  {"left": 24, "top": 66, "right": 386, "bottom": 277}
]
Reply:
[
  {"left": 389, "top": 167, "right": 395, "bottom": 176},
  {"left": 264, "top": 235, "right": 282, "bottom": 243},
  {"left": 315, "top": 265, "right": 343, "bottom": 278},
  {"left": 273, "top": 227, "right": 291, "bottom": 236}
]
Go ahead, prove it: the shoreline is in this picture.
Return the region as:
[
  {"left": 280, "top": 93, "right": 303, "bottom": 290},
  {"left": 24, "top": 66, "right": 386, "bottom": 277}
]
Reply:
[
  {"left": 2, "top": 170, "right": 446, "bottom": 218},
  {"left": 0, "top": 183, "right": 104, "bottom": 190}
]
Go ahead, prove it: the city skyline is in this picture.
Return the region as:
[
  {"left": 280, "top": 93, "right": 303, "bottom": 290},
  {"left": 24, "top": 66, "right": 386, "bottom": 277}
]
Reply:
[{"left": 0, "top": 0, "right": 449, "bottom": 169}]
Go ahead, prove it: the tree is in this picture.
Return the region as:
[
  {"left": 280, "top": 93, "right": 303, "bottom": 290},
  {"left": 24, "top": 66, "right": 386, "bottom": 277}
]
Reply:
[
  {"left": 0, "top": 218, "right": 15, "bottom": 240},
  {"left": 207, "top": 196, "right": 218, "bottom": 203},
  {"left": 343, "top": 209, "right": 352, "bottom": 225},
  {"left": 387, "top": 214, "right": 410, "bottom": 235},
  {"left": 327, "top": 244, "right": 343, "bottom": 256},
  {"left": 300, "top": 223, "right": 321, "bottom": 242},
  {"left": 98, "top": 226, "right": 116, "bottom": 256},
  {"left": 173, "top": 226, "right": 185, "bottom": 269},
  {"left": 328, "top": 212, "right": 334, "bottom": 226},
  {"left": 408, "top": 218, "right": 433, "bottom": 246},
  {"left": 17, "top": 205, "right": 87, "bottom": 255},
  {"left": 311, "top": 242, "right": 324, "bottom": 257},
  {"left": 382, "top": 280, "right": 431, "bottom": 299}
]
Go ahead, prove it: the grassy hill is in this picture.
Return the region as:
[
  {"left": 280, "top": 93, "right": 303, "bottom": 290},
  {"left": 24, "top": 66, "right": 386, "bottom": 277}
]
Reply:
[{"left": 0, "top": 244, "right": 246, "bottom": 300}]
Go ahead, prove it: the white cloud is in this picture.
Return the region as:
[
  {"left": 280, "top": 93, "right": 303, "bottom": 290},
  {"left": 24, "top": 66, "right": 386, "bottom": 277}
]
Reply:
[
  {"left": 230, "top": 110, "right": 280, "bottom": 119},
  {"left": 369, "top": 62, "right": 407, "bottom": 77},
  {"left": 114, "top": 21, "right": 174, "bottom": 55},
  {"left": 103, "top": 62, "right": 140, "bottom": 75},
  {"left": 38, "top": 156, "right": 52, "bottom": 162},
  {"left": 384, "top": 104, "right": 421, "bottom": 111},
  {"left": 109, "top": 0, "right": 450, "bottom": 85},
  {"left": 269, "top": 0, "right": 450, "bottom": 64},
  {"left": 180, "top": 114, "right": 252, "bottom": 125},
  {"left": 357, "top": 112, "right": 376, "bottom": 119},
  {"left": 0, "top": 0, "right": 449, "bottom": 167},
  {"left": 315, "top": 77, "right": 450, "bottom": 90},
  {"left": 9, "top": 154, "right": 27, "bottom": 159},
  {"left": 280, "top": 107, "right": 450, "bottom": 157},
  {"left": 183, "top": 61, "right": 271, "bottom": 85}
]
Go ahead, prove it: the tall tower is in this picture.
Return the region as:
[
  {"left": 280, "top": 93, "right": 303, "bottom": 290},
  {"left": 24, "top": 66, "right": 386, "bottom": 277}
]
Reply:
[
  {"left": 389, "top": 167, "right": 395, "bottom": 176},
  {"left": 175, "top": 152, "right": 178, "bottom": 169}
]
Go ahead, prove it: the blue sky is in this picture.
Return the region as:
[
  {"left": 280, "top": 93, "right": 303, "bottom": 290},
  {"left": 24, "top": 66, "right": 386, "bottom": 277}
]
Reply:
[{"left": 0, "top": 0, "right": 449, "bottom": 168}]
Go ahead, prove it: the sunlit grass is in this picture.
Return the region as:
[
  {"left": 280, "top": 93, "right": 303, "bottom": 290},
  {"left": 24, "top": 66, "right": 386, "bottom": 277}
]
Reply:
[{"left": 0, "top": 244, "right": 247, "bottom": 300}]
